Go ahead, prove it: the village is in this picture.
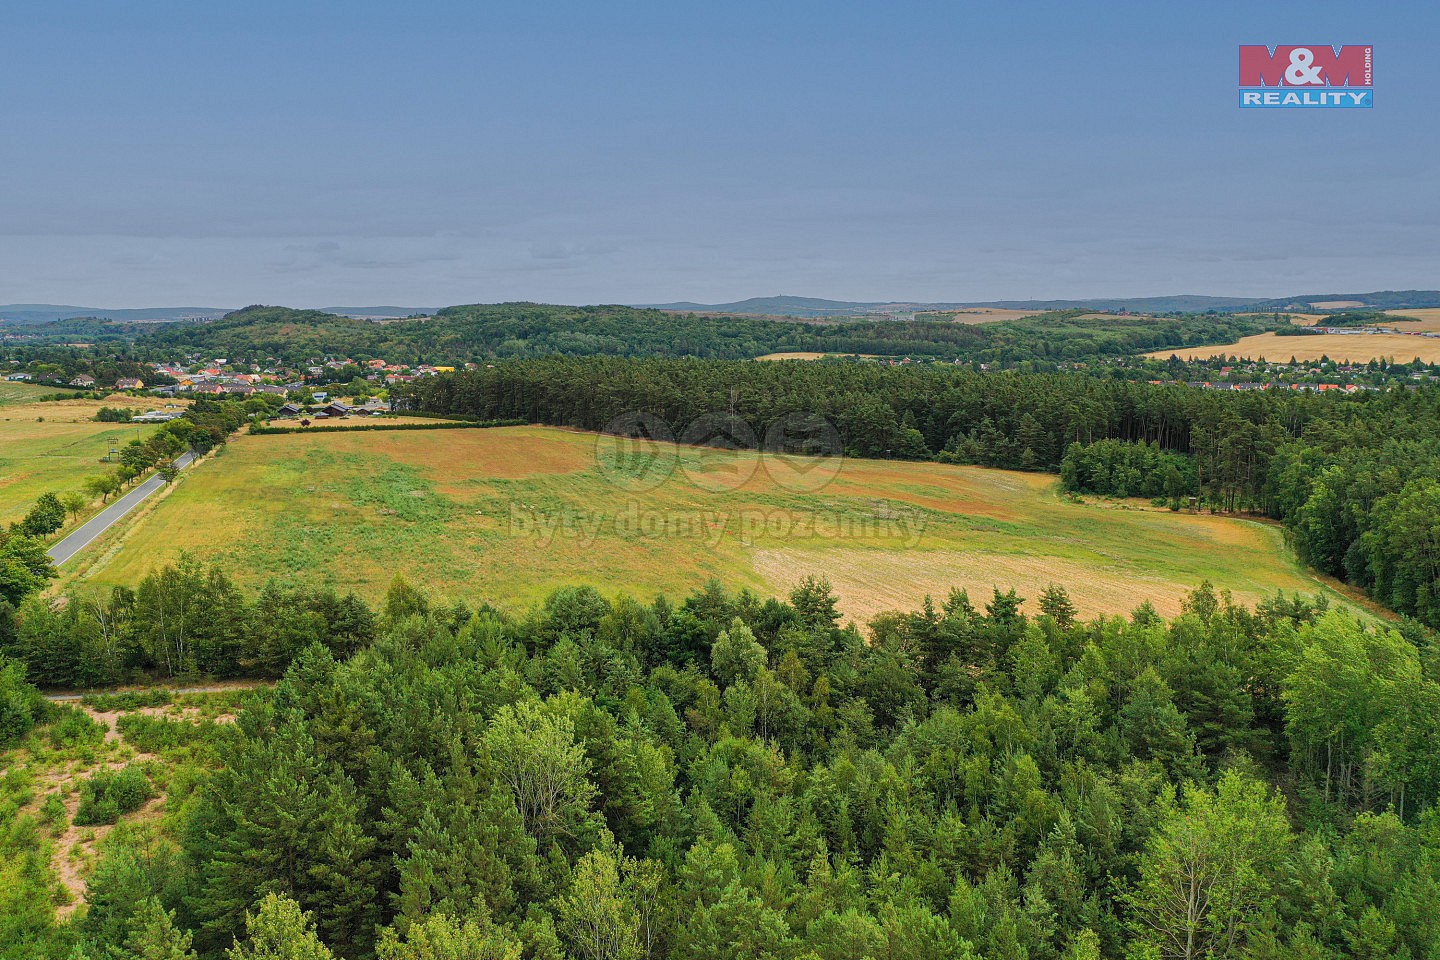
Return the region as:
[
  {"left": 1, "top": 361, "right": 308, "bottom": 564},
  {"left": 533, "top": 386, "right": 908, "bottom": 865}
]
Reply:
[{"left": 2, "top": 351, "right": 481, "bottom": 418}]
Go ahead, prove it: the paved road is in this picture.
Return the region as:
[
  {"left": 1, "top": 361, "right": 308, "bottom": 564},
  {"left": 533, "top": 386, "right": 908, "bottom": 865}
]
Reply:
[{"left": 46, "top": 450, "right": 196, "bottom": 566}]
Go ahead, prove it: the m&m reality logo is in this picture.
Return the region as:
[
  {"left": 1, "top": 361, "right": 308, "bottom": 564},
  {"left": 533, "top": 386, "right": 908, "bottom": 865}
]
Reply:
[{"left": 1239, "top": 45, "right": 1372, "bottom": 108}]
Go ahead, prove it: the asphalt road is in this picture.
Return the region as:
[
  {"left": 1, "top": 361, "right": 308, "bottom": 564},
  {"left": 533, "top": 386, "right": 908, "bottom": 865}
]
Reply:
[{"left": 46, "top": 450, "right": 196, "bottom": 566}]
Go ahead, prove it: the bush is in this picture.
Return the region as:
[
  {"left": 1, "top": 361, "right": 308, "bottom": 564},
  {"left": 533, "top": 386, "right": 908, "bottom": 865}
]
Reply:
[
  {"left": 73, "top": 766, "right": 152, "bottom": 825},
  {"left": 40, "top": 793, "right": 67, "bottom": 836},
  {"left": 45, "top": 705, "right": 107, "bottom": 751}
]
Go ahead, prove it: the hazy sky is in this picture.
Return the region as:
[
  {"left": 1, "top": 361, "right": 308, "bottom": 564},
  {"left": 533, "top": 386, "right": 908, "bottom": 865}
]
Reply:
[{"left": 2, "top": 0, "right": 1436, "bottom": 307}]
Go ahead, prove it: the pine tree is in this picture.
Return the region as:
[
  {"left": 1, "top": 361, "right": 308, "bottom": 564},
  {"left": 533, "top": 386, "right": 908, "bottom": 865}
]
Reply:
[
  {"left": 1038, "top": 584, "right": 1078, "bottom": 630},
  {"left": 188, "top": 720, "right": 379, "bottom": 955},
  {"left": 117, "top": 898, "right": 197, "bottom": 960}
]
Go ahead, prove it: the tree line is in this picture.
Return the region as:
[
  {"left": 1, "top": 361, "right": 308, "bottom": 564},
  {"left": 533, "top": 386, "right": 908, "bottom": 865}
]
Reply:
[{"left": 6, "top": 570, "right": 1440, "bottom": 959}]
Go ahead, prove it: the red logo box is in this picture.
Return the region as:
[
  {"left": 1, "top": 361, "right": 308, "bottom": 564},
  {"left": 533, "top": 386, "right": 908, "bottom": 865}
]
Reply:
[{"left": 1239, "top": 45, "right": 1372, "bottom": 87}]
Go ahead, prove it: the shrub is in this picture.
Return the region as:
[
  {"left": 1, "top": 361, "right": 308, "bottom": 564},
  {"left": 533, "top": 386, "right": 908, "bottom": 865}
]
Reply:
[
  {"left": 73, "top": 766, "right": 152, "bottom": 825},
  {"left": 116, "top": 713, "right": 217, "bottom": 753},
  {"left": 41, "top": 793, "right": 67, "bottom": 836},
  {"left": 45, "top": 705, "right": 106, "bottom": 751}
]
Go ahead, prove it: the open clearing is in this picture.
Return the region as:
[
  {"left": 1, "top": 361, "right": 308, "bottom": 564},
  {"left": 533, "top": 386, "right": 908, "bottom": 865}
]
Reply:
[
  {"left": 1145, "top": 331, "right": 1440, "bottom": 364},
  {"left": 59, "top": 425, "right": 1343, "bottom": 624},
  {"left": 0, "top": 390, "right": 180, "bottom": 525}
]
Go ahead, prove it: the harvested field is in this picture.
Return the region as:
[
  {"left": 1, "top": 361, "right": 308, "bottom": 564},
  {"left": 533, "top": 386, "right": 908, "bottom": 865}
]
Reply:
[{"left": 1145, "top": 331, "right": 1440, "bottom": 364}]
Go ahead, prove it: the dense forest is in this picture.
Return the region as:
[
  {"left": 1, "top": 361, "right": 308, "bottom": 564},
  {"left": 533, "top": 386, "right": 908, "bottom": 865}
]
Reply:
[
  {"left": 401, "top": 357, "right": 1440, "bottom": 627},
  {"left": 4, "top": 567, "right": 1440, "bottom": 959},
  {"left": 114, "top": 305, "right": 1273, "bottom": 367}
]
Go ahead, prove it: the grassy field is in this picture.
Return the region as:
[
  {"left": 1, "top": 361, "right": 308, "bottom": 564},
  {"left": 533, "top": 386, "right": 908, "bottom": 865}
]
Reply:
[
  {"left": 1146, "top": 331, "right": 1440, "bottom": 364},
  {"left": 61, "top": 425, "right": 1344, "bottom": 624},
  {"left": 0, "top": 381, "right": 74, "bottom": 407},
  {"left": 0, "top": 390, "right": 180, "bottom": 526}
]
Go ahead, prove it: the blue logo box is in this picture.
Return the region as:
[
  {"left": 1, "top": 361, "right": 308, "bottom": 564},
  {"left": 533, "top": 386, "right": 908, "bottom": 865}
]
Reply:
[{"left": 1239, "top": 89, "right": 1372, "bottom": 108}]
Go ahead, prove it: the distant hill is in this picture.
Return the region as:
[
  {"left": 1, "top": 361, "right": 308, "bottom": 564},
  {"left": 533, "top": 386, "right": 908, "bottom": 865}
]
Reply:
[
  {"left": 115, "top": 302, "right": 1271, "bottom": 368},
  {"left": 637, "top": 294, "right": 1261, "bottom": 316},
  {"left": 642, "top": 291, "right": 1440, "bottom": 317},
  {"left": 7, "top": 291, "right": 1437, "bottom": 326},
  {"left": 0, "top": 304, "right": 233, "bottom": 324},
  {"left": 0, "top": 304, "right": 442, "bottom": 324},
  {"left": 1249, "top": 290, "right": 1440, "bottom": 312}
]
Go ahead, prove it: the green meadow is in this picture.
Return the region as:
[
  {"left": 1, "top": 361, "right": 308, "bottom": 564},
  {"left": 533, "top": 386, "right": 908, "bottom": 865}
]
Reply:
[{"left": 63, "top": 424, "right": 1349, "bottom": 624}]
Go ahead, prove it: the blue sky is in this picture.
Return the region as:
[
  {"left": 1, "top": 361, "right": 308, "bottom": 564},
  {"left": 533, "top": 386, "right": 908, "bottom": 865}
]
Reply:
[{"left": 1, "top": 0, "right": 1435, "bottom": 307}]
